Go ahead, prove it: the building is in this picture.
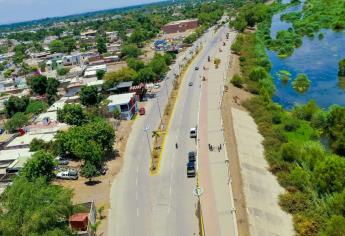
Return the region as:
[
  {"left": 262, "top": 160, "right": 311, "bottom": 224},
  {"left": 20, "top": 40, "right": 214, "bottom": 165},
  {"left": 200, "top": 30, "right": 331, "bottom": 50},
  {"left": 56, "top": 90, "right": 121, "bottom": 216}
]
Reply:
[
  {"left": 107, "top": 93, "right": 138, "bottom": 120},
  {"left": 80, "top": 30, "right": 97, "bottom": 38},
  {"left": 0, "top": 148, "right": 32, "bottom": 175},
  {"left": 63, "top": 54, "right": 83, "bottom": 66},
  {"left": 5, "top": 133, "right": 55, "bottom": 150},
  {"left": 108, "top": 81, "right": 133, "bottom": 94},
  {"left": 69, "top": 202, "right": 96, "bottom": 236},
  {"left": 162, "top": 19, "right": 198, "bottom": 34},
  {"left": 84, "top": 64, "right": 107, "bottom": 78}
]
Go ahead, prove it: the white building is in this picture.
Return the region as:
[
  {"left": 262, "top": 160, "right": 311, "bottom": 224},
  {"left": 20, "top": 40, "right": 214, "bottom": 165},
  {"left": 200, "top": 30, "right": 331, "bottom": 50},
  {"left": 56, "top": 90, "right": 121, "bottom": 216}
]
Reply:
[{"left": 107, "top": 93, "right": 138, "bottom": 120}]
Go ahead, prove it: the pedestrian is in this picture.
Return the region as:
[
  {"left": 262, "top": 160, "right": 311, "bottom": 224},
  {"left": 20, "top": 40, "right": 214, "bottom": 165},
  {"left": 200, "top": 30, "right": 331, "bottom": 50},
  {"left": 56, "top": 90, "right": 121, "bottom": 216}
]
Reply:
[
  {"left": 210, "top": 145, "right": 213, "bottom": 151},
  {"left": 175, "top": 143, "right": 178, "bottom": 149},
  {"left": 219, "top": 144, "right": 222, "bottom": 151}
]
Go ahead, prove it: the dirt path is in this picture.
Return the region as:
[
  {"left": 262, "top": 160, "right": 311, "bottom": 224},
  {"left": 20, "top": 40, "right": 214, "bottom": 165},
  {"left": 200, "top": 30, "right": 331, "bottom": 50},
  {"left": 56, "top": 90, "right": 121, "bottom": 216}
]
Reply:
[{"left": 221, "top": 53, "right": 252, "bottom": 236}]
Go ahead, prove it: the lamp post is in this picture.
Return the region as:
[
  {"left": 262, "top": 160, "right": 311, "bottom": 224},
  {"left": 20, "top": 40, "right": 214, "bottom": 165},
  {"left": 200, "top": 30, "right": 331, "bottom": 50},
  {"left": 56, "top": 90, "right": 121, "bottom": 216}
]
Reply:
[
  {"left": 155, "top": 95, "right": 162, "bottom": 121},
  {"left": 143, "top": 126, "right": 155, "bottom": 170}
]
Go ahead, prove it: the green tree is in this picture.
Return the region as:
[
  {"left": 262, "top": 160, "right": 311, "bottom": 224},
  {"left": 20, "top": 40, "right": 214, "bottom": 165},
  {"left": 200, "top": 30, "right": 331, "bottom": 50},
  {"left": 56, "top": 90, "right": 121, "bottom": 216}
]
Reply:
[
  {"left": 62, "top": 37, "right": 76, "bottom": 53},
  {"left": 126, "top": 58, "right": 145, "bottom": 71},
  {"left": 320, "top": 215, "right": 345, "bottom": 236},
  {"left": 314, "top": 155, "right": 345, "bottom": 194},
  {"left": 149, "top": 53, "right": 168, "bottom": 77},
  {"left": 25, "top": 100, "right": 48, "bottom": 115},
  {"left": 96, "top": 70, "right": 105, "bottom": 80},
  {"left": 249, "top": 66, "right": 268, "bottom": 81},
  {"left": 104, "top": 67, "right": 137, "bottom": 89},
  {"left": 231, "top": 74, "right": 244, "bottom": 88},
  {"left": 80, "top": 85, "right": 100, "bottom": 106},
  {"left": 57, "top": 67, "right": 69, "bottom": 76},
  {"left": 136, "top": 66, "right": 156, "bottom": 83},
  {"left": 29, "top": 75, "right": 48, "bottom": 95},
  {"left": 5, "top": 96, "right": 30, "bottom": 117},
  {"left": 46, "top": 77, "right": 60, "bottom": 104},
  {"left": 339, "top": 58, "right": 345, "bottom": 76},
  {"left": 29, "top": 138, "right": 51, "bottom": 152},
  {"left": 81, "top": 161, "right": 99, "bottom": 181},
  {"left": 49, "top": 40, "right": 65, "bottom": 53},
  {"left": 57, "top": 104, "right": 87, "bottom": 126},
  {"left": 292, "top": 73, "right": 311, "bottom": 93},
  {"left": 0, "top": 177, "right": 74, "bottom": 236},
  {"left": 96, "top": 35, "right": 107, "bottom": 54},
  {"left": 121, "top": 44, "right": 142, "bottom": 58},
  {"left": 128, "top": 29, "right": 146, "bottom": 44},
  {"left": 21, "top": 151, "right": 56, "bottom": 182},
  {"left": 4, "top": 112, "right": 29, "bottom": 133}
]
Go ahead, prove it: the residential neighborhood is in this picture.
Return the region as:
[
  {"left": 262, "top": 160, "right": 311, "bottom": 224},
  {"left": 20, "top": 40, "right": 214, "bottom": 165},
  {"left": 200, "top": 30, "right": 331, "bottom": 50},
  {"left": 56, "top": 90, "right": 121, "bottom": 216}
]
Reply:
[{"left": 1, "top": 0, "right": 345, "bottom": 236}]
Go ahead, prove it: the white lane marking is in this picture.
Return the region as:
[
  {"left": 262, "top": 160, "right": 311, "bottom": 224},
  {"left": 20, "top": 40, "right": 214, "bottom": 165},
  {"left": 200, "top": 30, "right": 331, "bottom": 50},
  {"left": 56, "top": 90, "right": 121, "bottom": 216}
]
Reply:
[
  {"left": 169, "top": 185, "right": 172, "bottom": 196},
  {"left": 136, "top": 166, "right": 139, "bottom": 173},
  {"left": 137, "top": 208, "right": 139, "bottom": 217},
  {"left": 135, "top": 178, "right": 138, "bottom": 187}
]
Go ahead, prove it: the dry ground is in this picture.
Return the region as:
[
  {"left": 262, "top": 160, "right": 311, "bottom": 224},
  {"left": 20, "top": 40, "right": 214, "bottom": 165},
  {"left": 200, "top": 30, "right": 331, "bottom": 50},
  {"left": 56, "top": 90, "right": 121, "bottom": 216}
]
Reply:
[
  {"left": 221, "top": 53, "right": 252, "bottom": 236},
  {"left": 55, "top": 120, "right": 134, "bottom": 236}
]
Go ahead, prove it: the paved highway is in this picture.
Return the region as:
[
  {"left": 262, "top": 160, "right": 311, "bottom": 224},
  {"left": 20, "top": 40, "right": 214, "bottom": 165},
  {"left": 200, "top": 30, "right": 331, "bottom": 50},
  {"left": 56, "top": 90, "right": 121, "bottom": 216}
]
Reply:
[{"left": 108, "top": 24, "right": 229, "bottom": 236}]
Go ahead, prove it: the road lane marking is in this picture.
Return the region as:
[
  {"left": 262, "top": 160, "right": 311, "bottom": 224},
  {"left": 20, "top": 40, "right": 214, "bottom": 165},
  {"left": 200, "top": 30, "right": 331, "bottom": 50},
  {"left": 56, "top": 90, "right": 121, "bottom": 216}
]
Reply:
[{"left": 136, "top": 166, "right": 139, "bottom": 173}]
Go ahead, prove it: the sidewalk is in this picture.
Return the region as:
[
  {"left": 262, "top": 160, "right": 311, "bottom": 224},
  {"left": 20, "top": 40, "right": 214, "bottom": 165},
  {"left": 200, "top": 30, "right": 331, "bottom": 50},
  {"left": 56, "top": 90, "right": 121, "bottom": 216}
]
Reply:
[{"left": 198, "top": 28, "right": 238, "bottom": 236}]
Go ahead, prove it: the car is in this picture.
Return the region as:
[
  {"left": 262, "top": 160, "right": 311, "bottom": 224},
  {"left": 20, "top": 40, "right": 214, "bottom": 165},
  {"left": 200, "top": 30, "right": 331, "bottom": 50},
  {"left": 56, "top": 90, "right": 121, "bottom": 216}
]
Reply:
[
  {"left": 56, "top": 170, "right": 78, "bottom": 180},
  {"left": 188, "top": 82, "right": 193, "bottom": 86},
  {"left": 187, "top": 162, "right": 196, "bottom": 177},
  {"left": 190, "top": 127, "right": 197, "bottom": 138},
  {"left": 55, "top": 156, "right": 69, "bottom": 165},
  {"left": 139, "top": 107, "right": 145, "bottom": 115},
  {"left": 154, "top": 83, "right": 161, "bottom": 89},
  {"left": 195, "top": 66, "right": 199, "bottom": 70},
  {"left": 188, "top": 151, "right": 196, "bottom": 162}
]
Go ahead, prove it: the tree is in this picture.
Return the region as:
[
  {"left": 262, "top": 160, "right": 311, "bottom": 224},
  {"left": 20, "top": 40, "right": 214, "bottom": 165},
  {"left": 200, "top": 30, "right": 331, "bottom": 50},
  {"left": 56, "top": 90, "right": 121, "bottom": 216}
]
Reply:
[
  {"left": 29, "top": 138, "right": 51, "bottom": 151},
  {"left": 231, "top": 74, "right": 244, "bottom": 88},
  {"left": 0, "top": 177, "right": 74, "bottom": 236},
  {"left": 314, "top": 155, "right": 345, "bottom": 194},
  {"left": 149, "top": 53, "right": 168, "bottom": 77},
  {"left": 128, "top": 29, "right": 146, "bottom": 44},
  {"left": 96, "top": 70, "right": 105, "bottom": 80},
  {"left": 49, "top": 40, "right": 65, "bottom": 53},
  {"left": 57, "top": 104, "right": 87, "bottom": 126},
  {"left": 57, "top": 67, "right": 69, "bottom": 76},
  {"left": 121, "top": 44, "right": 142, "bottom": 58},
  {"left": 4, "top": 112, "right": 29, "bottom": 133},
  {"left": 96, "top": 35, "right": 107, "bottom": 54},
  {"left": 292, "top": 73, "right": 311, "bottom": 93},
  {"left": 320, "top": 215, "right": 345, "bottom": 236},
  {"left": 28, "top": 75, "right": 48, "bottom": 95},
  {"left": 21, "top": 151, "right": 56, "bottom": 182},
  {"left": 214, "top": 58, "right": 221, "bottom": 69},
  {"left": 81, "top": 161, "right": 99, "bottom": 181},
  {"left": 339, "top": 58, "right": 345, "bottom": 77},
  {"left": 25, "top": 100, "right": 48, "bottom": 115},
  {"left": 113, "top": 108, "right": 121, "bottom": 120},
  {"left": 249, "top": 66, "right": 269, "bottom": 81},
  {"left": 62, "top": 37, "right": 76, "bottom": 53},
  {"left": 4, "top": 96, "right": 30, "bottom": 117},
  {"left": 104, "top": 67, "right": 137, "bottom": 89},
  {"left": 135, "top": 67, "right": 156, "bottom": 83},
  {"left": 46, "top": 77, "right": 60, "bottom": 104},
  {"left": 126, "top": 58, "right": 145, "bottom": 71},
  {"left": 80, "top": 85, "right": 100, "bottom": 106}
]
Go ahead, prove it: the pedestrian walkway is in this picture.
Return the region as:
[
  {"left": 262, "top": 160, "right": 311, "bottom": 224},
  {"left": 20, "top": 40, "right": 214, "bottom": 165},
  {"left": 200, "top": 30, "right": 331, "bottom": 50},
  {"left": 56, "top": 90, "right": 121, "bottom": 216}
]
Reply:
[
  {"left": 198, "top": 27, "right": 238, "bottom": 236},
  {"left": 231, "top": 108, "right": 294, "bottom": 236}
]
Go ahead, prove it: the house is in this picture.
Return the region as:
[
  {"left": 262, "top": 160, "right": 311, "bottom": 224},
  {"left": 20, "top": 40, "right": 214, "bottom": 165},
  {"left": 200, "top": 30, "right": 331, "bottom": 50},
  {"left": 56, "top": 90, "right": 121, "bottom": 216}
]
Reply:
[
  {"left": 87, "top": 80, "right": 104, "bottom": 91},
  {"left": 106, "top": 43, "right": 122, "bottom": 54},
  {"left": 5, "top": 133, "right": 55, "bottom": 150},
  {"left": 81, "top": 30, "right": 97, "bottom": 38},
  {"left": 162, "top": 19, "right": 198, "bottom": 34},
  {"left": 107, "top": 93, "right": 138, "bottom": 120},
  {"left": 84, "top": 64, "right": 107, "bottom": 78},
  {"left": 5, "top": 151, "right": 33, "bottom": 173},
  {"left": 46, "top": 59, "right": 63, "bottom": 71},
  {"left": 108, "top": 81, "right": 133, "bottom": 94},
  {"left": 0, "top": 148, "right": 32, "bottom": 175},
  {"left": 69, "top": 202, "right": 96, "bottom": 236},
  {"left": 63, "top": 54, "right": 83, "bottom": 66}
]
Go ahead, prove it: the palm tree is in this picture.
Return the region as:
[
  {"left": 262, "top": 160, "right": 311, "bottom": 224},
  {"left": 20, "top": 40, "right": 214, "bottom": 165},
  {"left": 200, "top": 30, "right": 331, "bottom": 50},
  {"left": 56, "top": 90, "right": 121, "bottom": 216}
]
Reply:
[
  {"left": 90, "top": 221, "right": 101, "bottom": 236},
  {"left": 152, "top": 130, "right": 160, "bottom": 142}
]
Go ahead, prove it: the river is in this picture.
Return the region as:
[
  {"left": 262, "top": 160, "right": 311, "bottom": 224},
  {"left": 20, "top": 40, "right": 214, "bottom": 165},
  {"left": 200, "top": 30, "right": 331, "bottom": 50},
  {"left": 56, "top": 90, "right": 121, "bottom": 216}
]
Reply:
[{"left": 267, "top": 1, "right": 345, "bottom": 109}]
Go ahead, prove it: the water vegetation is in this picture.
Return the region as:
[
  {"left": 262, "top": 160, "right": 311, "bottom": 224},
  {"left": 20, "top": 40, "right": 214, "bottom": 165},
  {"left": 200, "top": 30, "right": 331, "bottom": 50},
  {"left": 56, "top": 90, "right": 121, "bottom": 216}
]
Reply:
[
  {"left": 276, "top": 70, "right": 291, "bottom": 84},
  {"left": 231, "top": 2, "right": 345, "bottom": 235},
  {"left": 292, "top": 73, "right": 311, "bottom": 93}
]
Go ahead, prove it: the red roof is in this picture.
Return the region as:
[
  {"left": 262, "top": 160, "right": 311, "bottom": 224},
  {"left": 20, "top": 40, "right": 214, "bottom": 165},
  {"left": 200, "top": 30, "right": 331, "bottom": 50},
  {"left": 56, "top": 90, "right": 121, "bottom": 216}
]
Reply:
[{"left": 69, "top": 213, "right": 89, "bottom": 231}]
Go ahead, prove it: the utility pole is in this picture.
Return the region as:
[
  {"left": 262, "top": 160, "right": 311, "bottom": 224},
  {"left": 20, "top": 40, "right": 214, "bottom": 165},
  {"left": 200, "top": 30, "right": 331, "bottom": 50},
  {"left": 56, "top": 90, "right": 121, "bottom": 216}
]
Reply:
[{"left": 143, "top": 126, "right": 155, "bottom": 170}]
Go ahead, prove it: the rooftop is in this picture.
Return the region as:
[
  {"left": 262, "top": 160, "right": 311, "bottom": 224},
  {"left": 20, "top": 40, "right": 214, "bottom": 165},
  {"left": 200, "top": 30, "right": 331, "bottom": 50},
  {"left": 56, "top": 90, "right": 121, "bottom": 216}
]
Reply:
[
  {"left": 0, "top": 148, "right": 32, "bottom": 162},
  {"left": 107, "top": 93, "right": 136, "bottom": 106},
  {"left": 164, "top": 18, "right": 198, "bottom": 26},
  {"left": 6, "top": 133, "right": 55, "bottom": 149}
]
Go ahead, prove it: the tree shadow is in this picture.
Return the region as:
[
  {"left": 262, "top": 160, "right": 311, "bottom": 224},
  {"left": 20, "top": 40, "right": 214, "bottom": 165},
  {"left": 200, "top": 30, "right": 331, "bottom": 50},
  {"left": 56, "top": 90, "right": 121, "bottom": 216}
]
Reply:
[{"left": 85, "top": 180, "right": 102, "bottom": 186}]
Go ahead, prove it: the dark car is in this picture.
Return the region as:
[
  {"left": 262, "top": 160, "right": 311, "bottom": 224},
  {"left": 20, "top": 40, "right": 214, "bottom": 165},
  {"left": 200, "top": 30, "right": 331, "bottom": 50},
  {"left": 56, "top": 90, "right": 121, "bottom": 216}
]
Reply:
[
  {"left": 195, "top": 66, "right": 199, "bottom": 70},
  {"left": 187, "top": 162, "right": 196, "bottom": 178},
  {"left": 188, "top": 151, "right": 196, "bottom": 162}
]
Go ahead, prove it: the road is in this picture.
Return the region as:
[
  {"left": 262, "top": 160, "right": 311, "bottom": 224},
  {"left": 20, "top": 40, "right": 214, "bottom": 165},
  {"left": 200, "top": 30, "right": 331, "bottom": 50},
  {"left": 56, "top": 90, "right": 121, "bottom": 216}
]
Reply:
[{"left": 108, "top": 23, "right": 231, "bottom": 236}]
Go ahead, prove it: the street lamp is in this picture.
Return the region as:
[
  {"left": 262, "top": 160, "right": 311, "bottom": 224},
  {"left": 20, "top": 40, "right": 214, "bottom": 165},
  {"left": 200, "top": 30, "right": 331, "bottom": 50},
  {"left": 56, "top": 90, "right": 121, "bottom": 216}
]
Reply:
[
  {"left": 155, "top": 95, "right": 162, "bottom": 121},
  {"left": 143, "top": 126, "right": 155, "bottom": 170}
]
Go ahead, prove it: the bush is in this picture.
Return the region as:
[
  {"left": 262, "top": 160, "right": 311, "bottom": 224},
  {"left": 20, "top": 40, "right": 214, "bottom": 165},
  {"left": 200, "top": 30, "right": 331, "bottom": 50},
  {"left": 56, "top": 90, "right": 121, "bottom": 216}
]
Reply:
[
  {"left": 4, "top": 112, "right": 29, "bottom": 133},
  {"left": 249, "top": 66, "right": 268, "bottom": 81},
  {"left": 231, "top": 74, "right": 244, "bottom": 88},
  {"left": 25, "top": 100, "right": 48, "bottom": 115}
]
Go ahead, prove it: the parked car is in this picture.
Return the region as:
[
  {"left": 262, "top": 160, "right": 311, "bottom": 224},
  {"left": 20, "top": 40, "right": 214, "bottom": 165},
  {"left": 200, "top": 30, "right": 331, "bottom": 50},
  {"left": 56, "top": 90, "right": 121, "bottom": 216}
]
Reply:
[
  {"left": 190, "top": 127, "right": 197, "bottom": 138},
  {"left": 188, "top": 151, "right": 196, "bottom": 162},
  {"left": 188, "top": 82, "right": 193, "bottom": 86},
  {"left": 55, "top": 156, "right": 69, "bottom": 165},
  {"left": 195, "top": 66, "right": 199, "bottom": 70},
  {"left": 139, "top": 107, "right": 145, "bottom": 115},
  {"left": 187, "top": 162, "right": 196, "bottom": 177},
  {"left": 56, "top": 170, "right": 78, "bottom": 180}
]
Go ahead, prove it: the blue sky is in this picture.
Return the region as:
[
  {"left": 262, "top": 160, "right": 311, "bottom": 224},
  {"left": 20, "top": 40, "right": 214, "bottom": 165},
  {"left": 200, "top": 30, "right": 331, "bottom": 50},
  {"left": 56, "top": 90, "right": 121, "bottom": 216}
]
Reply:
[{"left": 0, "top": 0, "right": 161, "bottom": 25}]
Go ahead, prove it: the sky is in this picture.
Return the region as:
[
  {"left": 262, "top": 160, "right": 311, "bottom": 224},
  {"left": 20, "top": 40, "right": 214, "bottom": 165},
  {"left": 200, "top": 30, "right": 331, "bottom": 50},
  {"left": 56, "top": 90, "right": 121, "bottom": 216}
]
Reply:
[{"left": 0, "top": 0, "right": 161, "bottom": 25}]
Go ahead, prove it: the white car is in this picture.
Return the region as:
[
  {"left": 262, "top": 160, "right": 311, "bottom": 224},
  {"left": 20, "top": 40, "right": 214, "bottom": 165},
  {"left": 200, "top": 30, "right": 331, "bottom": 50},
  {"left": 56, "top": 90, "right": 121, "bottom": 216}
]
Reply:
[
  {"left": 56, "top": 170, "right": 78, "bottom": 180},
  {"left": 190, "top": 127, "right": 197, "bottom": 138}
]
